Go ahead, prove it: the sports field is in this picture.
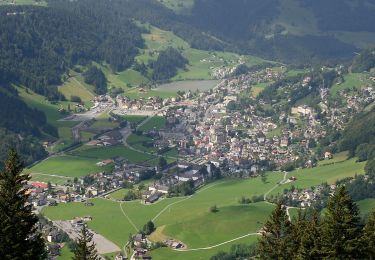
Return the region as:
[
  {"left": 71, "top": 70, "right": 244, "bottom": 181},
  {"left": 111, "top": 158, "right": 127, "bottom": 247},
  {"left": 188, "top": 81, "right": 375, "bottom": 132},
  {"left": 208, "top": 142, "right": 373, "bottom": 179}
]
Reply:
[
  {"left": 69, "top": 145, "right": 154, "bottom": 164},
  {"left": 26, "top": 155, "right": 111, "bottom": 178}
]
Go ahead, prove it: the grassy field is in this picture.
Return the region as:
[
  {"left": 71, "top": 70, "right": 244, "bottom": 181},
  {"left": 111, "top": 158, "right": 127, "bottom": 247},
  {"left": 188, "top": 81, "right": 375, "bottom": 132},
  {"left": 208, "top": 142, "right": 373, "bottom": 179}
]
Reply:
[
  {"left": 107, "top": 188, "right": 131, "bottom": 201},
  {"left": 42, "top": 175, "right": 282, "bottom": 256},
  {"left": 26, "top": 155, "right": 110, "bottom": 178},
  {"left": 58, "top": 75, "right": 94, "bottom": 106},
  {"left": 42, "top": 197, "right": 185, "bottom": 247},
  {"left": 31, "top": 173, "right": 69, "bottom": 185},
  {"left": 136, "top": 24, "right": 266, "bottom": 82},
  {"left": 42, "top": 164, "right": 367, "bottom": 259},
  {"left": 121, "top": 115, "right": 147, "bottom": 124},
  {"left": 330, "top": 73, "right": 372, "bottom": 96},
  {"left": 250, "top": 82, "right": 272, "bottom": 97},
  {"left": 271, "top": 158, "right": 366, "bottom": 196},
  {"left": 58, "top": 245, "right": 74, "bottom": 260},
  {"left": 357, "top": 199, "right": 375, "bottom": 218},
  {"left": 139, "top": 116, "right": 167, "bottom": 132},
  {"left": 17, "top": 87, "right": 79, "bottom": 151},
  {"left": 69, "top": 145, "right": 154, "bottom": 164},
  {"left": 90, "top": 114, "right": 119, "bottom": 130},
  {"left": 127, "top": 134, "right": 157, "bottom": 153},
  {"left": 149, "top": 235, "right": 258, "bottom": 260},
  {"left": 318, "top": 151, "right": 349, "bottom": 166}
]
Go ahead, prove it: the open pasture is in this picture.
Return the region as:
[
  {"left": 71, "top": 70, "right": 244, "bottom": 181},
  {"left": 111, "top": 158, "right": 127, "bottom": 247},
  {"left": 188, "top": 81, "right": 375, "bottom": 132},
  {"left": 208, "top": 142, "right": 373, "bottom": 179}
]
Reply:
[
  {"left": 270, "top": 158, "right": 366, "bottom": 196},
  {"left": 138, "top": 116, "right": 167, "bottom": 132},
  {"left": 69, "top": 145, "right": 154, "bottom": 164},
  {"left": 26, "top": 155, "right": 108, "bottom": 178}
]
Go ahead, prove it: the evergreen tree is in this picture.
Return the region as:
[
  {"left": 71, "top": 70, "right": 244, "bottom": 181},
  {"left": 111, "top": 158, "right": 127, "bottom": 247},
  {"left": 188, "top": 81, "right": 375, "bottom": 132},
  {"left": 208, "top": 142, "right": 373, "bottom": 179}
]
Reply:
[
  {"left": 320, "top": 187, "right": 363, "bottom": 258},
  {"left": 143, "top": 220, "right": 155, "bottom": 235},
  {"left": 297, "top": 209, "right": 322, "bottom": 259},
  {"left": 362, "top": 208, "right": 375, "bottom": 258},
  {"left": 258, "top": 202, "right": 292, "bottom": 259},
  {"left": 0, "top": 150, "right": 46, "bottom": 259},
  {"left": 73, "top": 225, "right": 99, "bottom": 260}
]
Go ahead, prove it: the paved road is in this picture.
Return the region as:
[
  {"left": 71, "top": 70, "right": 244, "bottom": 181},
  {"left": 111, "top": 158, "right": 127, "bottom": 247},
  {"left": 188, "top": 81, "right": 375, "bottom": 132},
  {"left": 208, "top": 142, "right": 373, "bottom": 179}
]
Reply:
[{"left": 54, "top": 220, "right": 120, "bottom": 254}]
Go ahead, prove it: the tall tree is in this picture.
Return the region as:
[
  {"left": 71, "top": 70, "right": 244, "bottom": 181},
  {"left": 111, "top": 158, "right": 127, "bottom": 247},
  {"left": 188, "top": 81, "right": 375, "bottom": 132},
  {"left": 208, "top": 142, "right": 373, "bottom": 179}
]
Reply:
[
  {"left": 0, "top": 150, "right": 46, "bottom": 259},
  {"left": 73, "top": 225, "right": 99, "bottom": 260},
  {"left": 320, "top": 187, "right": 363, "bottom": 258},
  {"left": 258, "top": 202, "right": 292, "bottom": 259},
  {"left": 362, "top": 208, "right": 375, "bottom": 258},
  {"left": 297, "top": 209, "right": 323, "bottom": 259}
]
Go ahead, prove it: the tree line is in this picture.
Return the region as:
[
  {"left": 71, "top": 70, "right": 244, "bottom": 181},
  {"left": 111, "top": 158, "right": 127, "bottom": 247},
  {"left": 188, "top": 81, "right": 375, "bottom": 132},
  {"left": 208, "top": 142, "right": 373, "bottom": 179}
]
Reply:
[
  {"left": 0, "top": 2, "right": 143, "bottom": 100},
  {"left": 212, "top": 187, "right": 375, "bottom": 259}
]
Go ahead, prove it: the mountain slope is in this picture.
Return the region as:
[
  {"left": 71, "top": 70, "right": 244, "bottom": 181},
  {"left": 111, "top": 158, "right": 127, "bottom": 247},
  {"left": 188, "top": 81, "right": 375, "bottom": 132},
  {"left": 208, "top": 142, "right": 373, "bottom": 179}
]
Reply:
[{"left": 159, "top": 0, "right": 375, "bottom": 63}]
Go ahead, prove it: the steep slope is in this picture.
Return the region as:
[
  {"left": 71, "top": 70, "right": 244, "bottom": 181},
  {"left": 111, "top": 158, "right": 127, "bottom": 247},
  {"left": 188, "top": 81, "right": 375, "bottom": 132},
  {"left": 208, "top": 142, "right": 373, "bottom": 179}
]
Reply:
[{"left": 159, "top": 0, "right": 375, "bottom": 64}]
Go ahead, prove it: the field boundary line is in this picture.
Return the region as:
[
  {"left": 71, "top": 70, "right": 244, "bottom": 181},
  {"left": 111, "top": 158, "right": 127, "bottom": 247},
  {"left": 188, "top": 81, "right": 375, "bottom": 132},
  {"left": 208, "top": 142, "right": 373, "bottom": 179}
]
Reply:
[
  {"left": 31, "top": 172, "right": 71, "bottom": 179},
  {"left": 120, "top": 203, "right": 139, "bottom": 232},
  {"left": 263, "top": 172, "right": 288, "bottom": 201},
  {"left": 174, "top": 232, "right": 260, "bottom": 251},
  {"left": 152, "top": 182, "right": 220, "bottom": 222}
]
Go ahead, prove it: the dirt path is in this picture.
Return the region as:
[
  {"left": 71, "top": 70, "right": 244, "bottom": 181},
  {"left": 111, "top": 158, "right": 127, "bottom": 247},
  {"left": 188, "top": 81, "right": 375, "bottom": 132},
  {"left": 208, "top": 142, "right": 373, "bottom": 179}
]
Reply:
[{"left": 174, "top": 233, "right": 260, "bottom": 252}]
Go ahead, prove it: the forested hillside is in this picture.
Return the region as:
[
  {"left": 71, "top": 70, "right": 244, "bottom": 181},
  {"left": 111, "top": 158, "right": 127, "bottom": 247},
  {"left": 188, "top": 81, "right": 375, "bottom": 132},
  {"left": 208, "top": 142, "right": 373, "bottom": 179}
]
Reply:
[
  {"left": 0, "top": 86, "right": 52, "bottom": 167},
  {"left": 158, "top": 0, "right": 375, "bottom": 64},
  {"left": 0, "top": 3, "right": 143, "bottom": 100}
]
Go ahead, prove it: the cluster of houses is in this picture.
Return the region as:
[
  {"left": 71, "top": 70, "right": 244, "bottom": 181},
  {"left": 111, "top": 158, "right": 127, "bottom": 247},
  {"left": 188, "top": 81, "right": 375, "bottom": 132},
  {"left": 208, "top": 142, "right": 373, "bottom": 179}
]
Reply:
[{"left": 274, "top": 183, "right": 338, "bottom": 208}]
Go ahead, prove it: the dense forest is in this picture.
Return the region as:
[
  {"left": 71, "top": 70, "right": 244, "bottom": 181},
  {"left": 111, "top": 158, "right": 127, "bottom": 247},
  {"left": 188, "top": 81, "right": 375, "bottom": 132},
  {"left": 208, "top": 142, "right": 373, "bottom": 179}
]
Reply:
[
  {"left": 303, "top": 0, "right": 375, "bottom": 32},
  {"left": 0, "top": 86, "right": 52, "bottom": 168},
  {"left": 83, "top": 66, "right": 108, "bottom": 95},
  {"left": 185, "top": 0, "right": 357, "bottom": 64},
  {"left": 151, "top": 47, "right": 188, "bottom": 81},
  {"left": 0, "top": 3, "right": 143, "bottom": 100}
]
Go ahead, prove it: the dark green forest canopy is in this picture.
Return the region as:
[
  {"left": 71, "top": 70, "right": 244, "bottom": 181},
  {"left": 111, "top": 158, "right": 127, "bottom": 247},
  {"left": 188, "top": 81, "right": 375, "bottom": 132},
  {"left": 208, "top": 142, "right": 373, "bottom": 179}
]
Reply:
[
  {"left": 0, "top": 3, "right": 143, "bottom": 100},
  {"left": 303, "top": 0, "right": 375, "bottom": 32},
  {"left": 151, "top": 47, "right": 189, "bottom": 81},
  {"left": 352, "top": 47, "right": 375, "bottom": 73},
  {"left": 0, "top": 86, "right": 52, "bottom": 168}
]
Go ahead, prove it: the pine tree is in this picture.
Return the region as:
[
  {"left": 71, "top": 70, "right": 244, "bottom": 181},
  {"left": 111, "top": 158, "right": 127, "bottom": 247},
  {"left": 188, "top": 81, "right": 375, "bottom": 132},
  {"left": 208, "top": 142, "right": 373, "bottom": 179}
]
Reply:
[
  {"left": 258, "top": 202, "right": 292, "bottom": 259},
  {"left": 362, "top": 208, "right": 375, "bottom": 258},
  {"left": 73, "top": 224, "right": 99, "bottom": 260},
  {"left": 297, "top": 209, "right": 322, "bottom": 259},
  {"left": 320, "top": 186, "right": 363, "bottom": 258},
  {"left": 286, "top": 210, "right": 307, "bottom": 258},
  {"left": 0, "top": 150, "right": 46, "bottom": 259}
]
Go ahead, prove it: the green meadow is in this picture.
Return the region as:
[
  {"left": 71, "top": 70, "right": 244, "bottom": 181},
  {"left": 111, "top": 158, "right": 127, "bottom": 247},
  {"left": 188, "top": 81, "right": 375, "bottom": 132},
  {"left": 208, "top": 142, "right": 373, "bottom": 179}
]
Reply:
[
  {"left": 69, "top": 145, "right": 154, "bottom": 164},
  {"left": 271, "top": 158, "right": 366, "bottom": 196},
  {"left": 121, "top": 115, "right": 147, "bottom": 125},
  {"left": 139, "top": 116, "right": 167, "bottom": 132},
  {"left": 107, "top": 188, "right": 131, "bottom": 201},
  {"left": 137, "top": 24, "right": 266, "bottom": 82},
  {"left": 26, "top": 155, "right": 110, "bottom": 178},
  {"left": 357, "top": 199, "right": 375, "bottom": 218},
  {"left": 43, "top": 174, "right": 283, "bottom": 254},
  {"left": 41, "top": 161, "right": 369, "bottom": 259},
  {"left": 330, "top": 73, "right": 372, "bottom": 97}
]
